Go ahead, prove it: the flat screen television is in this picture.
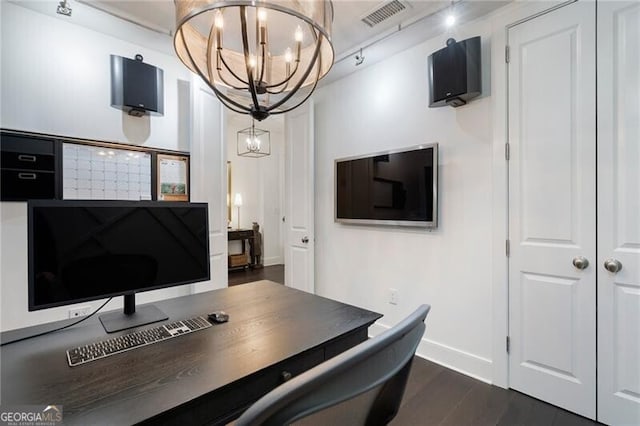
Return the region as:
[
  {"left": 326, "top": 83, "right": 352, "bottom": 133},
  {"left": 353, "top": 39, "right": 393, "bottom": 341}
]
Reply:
[
  {"left": 28, "top": 200, "right": 210, "bottom": 332},
  {"left": 335, "top": 144, "right": 438, "bottom": 228}
]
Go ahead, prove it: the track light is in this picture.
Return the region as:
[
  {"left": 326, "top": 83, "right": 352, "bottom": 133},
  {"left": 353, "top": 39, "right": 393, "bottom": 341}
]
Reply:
[
  {"left": 355, "top": 48, "right": 365, "bottom": 66},
  {"left": 57, "top": 0, "right": 72, "bottom": 16}
]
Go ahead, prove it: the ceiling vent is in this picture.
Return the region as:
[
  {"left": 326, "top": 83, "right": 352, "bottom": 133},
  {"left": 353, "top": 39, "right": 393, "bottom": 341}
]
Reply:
[{"left": 360, "top": 0, "right": 410, "bottom": 27}]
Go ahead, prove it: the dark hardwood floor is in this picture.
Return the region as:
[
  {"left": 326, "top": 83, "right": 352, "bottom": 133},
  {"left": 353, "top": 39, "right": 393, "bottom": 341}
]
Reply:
[
  {"left": 227, "top": 268, "right": 599, "bottom": 425},
  {"left": 390, "top": 357, "right": 600, "bottom": 426},
  {"left": 228, "top": 264, "right": 284, "bottom": 286}
]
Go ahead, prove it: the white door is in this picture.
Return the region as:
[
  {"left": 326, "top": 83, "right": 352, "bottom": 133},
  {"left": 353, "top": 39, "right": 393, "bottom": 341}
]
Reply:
[
  {"left": 597, "top": 2, "right": 640, "bottom": 424},
  {"left": 284, "top": 102, "right": 314, "bottom": 293},
  {"left": 507, "top": 1, "right": 596, "bottom": 418}
]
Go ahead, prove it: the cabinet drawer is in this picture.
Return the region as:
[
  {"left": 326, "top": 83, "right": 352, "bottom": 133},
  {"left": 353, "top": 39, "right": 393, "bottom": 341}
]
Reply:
[
  {"left": 1, "top": 151, "right": 55, "bottom": 171},
  {"left": 1, "top": 134, "right": 55, "bottom": 155},
  {"left": 230, "top": 347, "right": 325, "bottom": 410},
  {"left": 324, "top": 327, "right": 369, "bottom": 360},
  {"left": 172, "top": 347, "right": 325, "bottom": 426},
  {"left": 1, "top": 169, "right": 56, "bottom": 200}
]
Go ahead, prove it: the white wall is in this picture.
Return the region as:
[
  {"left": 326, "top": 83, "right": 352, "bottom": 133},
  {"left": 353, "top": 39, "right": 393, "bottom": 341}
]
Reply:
[
  {"left": 0, "top": 202, "right": 198, "bottom": 331},
  {"left": 0, "top": 2, "right": 215, "bottom": 331},
  {"left": 314, "top": 19, "right": 496, "bottom": 381},
  {"left": 314, "top": 1, "right": 570, "bottom": 385},
  {"left": 0, "top": 0, "right": 561, "bottom": 387},
  {"left": 1, "top": 1, "right": 191, "bottom": 151},
  {"left": 226, "top": 113, "right": 284, "bottom": 266}
]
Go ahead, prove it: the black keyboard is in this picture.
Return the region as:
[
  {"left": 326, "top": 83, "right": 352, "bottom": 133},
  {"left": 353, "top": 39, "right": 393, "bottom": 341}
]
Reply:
[{"left": 66, "top": 316, "right": 212, "bottom": 367}]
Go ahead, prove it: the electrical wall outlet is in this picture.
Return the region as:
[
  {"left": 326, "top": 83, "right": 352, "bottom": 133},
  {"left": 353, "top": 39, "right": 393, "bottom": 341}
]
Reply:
[
  {"left": 389, "top": 288, "right": 399, "bottom": 305},
  {"left": 68, "top": 306, "right": 92, "bottom": 318}
]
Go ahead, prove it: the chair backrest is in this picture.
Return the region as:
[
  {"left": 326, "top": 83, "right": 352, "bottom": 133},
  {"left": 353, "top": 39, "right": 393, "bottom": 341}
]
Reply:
[{"left": 235, "top": 304, "right": 430, "bottom": 426}]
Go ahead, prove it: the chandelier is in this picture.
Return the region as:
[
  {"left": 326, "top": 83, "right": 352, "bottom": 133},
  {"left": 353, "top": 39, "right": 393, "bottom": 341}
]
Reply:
[
  {"left": 174, "top": 0, "right": 334, "bottom": 121},
  {"left": 237, "top": 120, "right": 271, "bottom": 157}
]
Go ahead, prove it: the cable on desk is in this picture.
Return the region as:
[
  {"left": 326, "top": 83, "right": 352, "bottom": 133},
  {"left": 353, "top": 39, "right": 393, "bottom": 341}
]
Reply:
[{"left": 0, "top": 297, "right": 113, "bottom": 346}]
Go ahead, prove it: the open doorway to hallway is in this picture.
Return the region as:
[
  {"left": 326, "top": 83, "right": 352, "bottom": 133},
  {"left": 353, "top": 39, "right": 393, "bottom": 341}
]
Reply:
[{"left": 225, "top": 111, "right": 285, "bottom": 286}]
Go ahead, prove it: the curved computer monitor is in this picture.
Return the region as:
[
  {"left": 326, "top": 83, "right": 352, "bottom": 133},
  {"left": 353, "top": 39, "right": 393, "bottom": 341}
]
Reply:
[{"left": 28, "top": 200, "right": 210, "bottom": 332}]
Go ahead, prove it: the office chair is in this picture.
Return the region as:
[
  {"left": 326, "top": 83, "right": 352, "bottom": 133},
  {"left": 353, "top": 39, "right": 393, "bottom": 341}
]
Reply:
[{"left": 235, "top": 304, "right": 430, "bottom": 426}]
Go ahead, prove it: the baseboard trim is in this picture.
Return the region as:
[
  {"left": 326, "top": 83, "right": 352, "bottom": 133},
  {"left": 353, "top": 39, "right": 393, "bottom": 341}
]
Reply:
[
  {"left": 368, "top": 322, "right": 492, "bottom": 384},
  {"left": 263, "top": 256, "right": 283, "bottom": 267}
]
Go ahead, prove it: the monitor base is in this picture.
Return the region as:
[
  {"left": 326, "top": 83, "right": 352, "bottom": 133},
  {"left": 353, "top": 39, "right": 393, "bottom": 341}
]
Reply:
[{"left": 99, "top": 305, "right": 168, "bottom": 333}]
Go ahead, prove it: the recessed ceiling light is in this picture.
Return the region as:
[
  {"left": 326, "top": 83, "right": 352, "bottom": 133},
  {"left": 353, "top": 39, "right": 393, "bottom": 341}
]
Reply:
[{"left": 445, "top": 14, "right": 456, "bottom": 27}]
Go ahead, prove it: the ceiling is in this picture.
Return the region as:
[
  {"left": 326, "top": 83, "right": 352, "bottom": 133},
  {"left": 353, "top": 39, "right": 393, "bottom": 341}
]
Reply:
[
  {"left": 83, "top": 1, "right": 452, "bottom": 54},
  {"left": 79, "top": 0, "right": 508, "bottom": 84}
]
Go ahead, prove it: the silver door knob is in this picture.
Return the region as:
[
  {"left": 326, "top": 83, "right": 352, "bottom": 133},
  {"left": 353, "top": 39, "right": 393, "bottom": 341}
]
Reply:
[
  {"left": 604, "top": 258, "right": 622, "bottom": 273},
  {"left": 572, "top": 256, "right": 589, "bottom": 270},
  {"left": 301, "top": 236, "right": 309, "bottom": 244}
]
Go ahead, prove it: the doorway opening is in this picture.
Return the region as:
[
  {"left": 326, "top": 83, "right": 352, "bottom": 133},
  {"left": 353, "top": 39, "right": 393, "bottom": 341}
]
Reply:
[{"left": 225, "top": 111, "right": 285, "bottom": 285}]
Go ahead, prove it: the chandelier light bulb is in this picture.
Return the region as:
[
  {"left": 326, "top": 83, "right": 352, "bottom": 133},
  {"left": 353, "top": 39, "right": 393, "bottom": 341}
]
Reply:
[
  {"left": 257, "top": 8, "right": 267, "bottom": 23},
  {"left": 214, "top": 11, "right": 224, "bottom": 29},
  {"left": 245, "top": 135, "right": 262, "bottom": 152},
  {"left": 294, "top": 25, "right": 303, "bottom": 42},
  {"left": 284, "top": 47, "right": 293, "bottom": 63}
]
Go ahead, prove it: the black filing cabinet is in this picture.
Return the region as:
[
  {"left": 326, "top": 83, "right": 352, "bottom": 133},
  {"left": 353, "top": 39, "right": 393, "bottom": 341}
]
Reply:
[{"left": 1, "top": 132, "right": 59, "bottom": 201}]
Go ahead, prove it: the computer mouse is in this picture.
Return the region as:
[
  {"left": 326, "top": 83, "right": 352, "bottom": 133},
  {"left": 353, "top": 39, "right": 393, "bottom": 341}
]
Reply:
[{"left": 208, "top": 311, "right": 229, "bottom": 323}]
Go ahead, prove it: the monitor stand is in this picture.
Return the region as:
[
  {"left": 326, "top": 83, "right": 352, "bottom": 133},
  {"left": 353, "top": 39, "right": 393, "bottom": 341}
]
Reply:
[{"left": 99, "top": 293, "right": 168, "bottom": 333}]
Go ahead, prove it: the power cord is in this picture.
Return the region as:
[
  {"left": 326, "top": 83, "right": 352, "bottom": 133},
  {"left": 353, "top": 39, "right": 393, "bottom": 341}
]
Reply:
[{"left": 0, "top": 297, "right": 113, "bottom": 346}]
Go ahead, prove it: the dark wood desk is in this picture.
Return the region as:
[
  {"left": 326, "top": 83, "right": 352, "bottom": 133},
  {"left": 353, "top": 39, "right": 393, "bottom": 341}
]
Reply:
[{"left": 0, "top": 281, "right": 381, "bottom": 425}]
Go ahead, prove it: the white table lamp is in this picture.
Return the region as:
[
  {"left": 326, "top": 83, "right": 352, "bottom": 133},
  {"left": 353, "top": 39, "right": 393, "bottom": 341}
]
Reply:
[{"left": 234, "top": 193, "right": 243, "bottom": 229}]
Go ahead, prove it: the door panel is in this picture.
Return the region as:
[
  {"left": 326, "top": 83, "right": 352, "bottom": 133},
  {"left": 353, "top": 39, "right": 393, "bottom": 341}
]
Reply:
[
  {"left": 520, "top": 272, "right": 580, "bottom": 379},
  {"left": 284, "top": 102, "right": 314, "bottom": 293},
  {"left": 518, "top": 27, "right": 579, "bottom": 245},
  {"left": 190, "top": 80, "right": 227, "bottom": 292},
  {"left": 508, "top": 1, "right": 596, "bottom": 418},
  {"left": 290, "top": 246, "right": 310, "bottom": 291},
  {"left": 597, "top": 2, "right": 640, "bottom": 424},
  {"left": 290, "top": 117, "right": 310, "bottom": 231}
]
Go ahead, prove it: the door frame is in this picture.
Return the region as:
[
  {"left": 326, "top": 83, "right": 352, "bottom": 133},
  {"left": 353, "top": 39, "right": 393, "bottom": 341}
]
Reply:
[{"left": 490, "top": 0, "right": 579, "bottom": 388}]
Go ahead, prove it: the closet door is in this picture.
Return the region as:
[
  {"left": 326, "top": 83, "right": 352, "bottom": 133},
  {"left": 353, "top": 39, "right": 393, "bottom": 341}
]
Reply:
[
  {"left": 507, "top": 1, "right": 596, "bottom": 418},
  {"left": 597, "top": 2, "right": 640, "bottom": 424},
  {"left": 284, "top": 101, "right": 315, "bottom": 293}
]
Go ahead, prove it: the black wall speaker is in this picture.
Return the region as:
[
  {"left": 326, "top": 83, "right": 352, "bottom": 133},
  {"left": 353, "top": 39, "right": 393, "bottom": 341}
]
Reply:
[
  {"left": 428, "top": 36, "right": 481, "bottom": 108},
  {"left": 111, "top": 54, "right": 164, "bottom": 117}
]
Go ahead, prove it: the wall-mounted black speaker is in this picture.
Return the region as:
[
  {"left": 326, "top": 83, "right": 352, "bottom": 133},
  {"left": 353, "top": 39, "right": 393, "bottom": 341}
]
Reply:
[
  {"left": 428, "top": 36, "right": 481, "bottom": 108},
  {"left": 111, "top": 55, "right": 164, "bottom": 117}
]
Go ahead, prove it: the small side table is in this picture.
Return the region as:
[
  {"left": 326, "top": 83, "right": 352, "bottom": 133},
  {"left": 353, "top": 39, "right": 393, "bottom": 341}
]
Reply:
[{"left": 228, "top": 229, "right": 255, "bottom": 270}]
